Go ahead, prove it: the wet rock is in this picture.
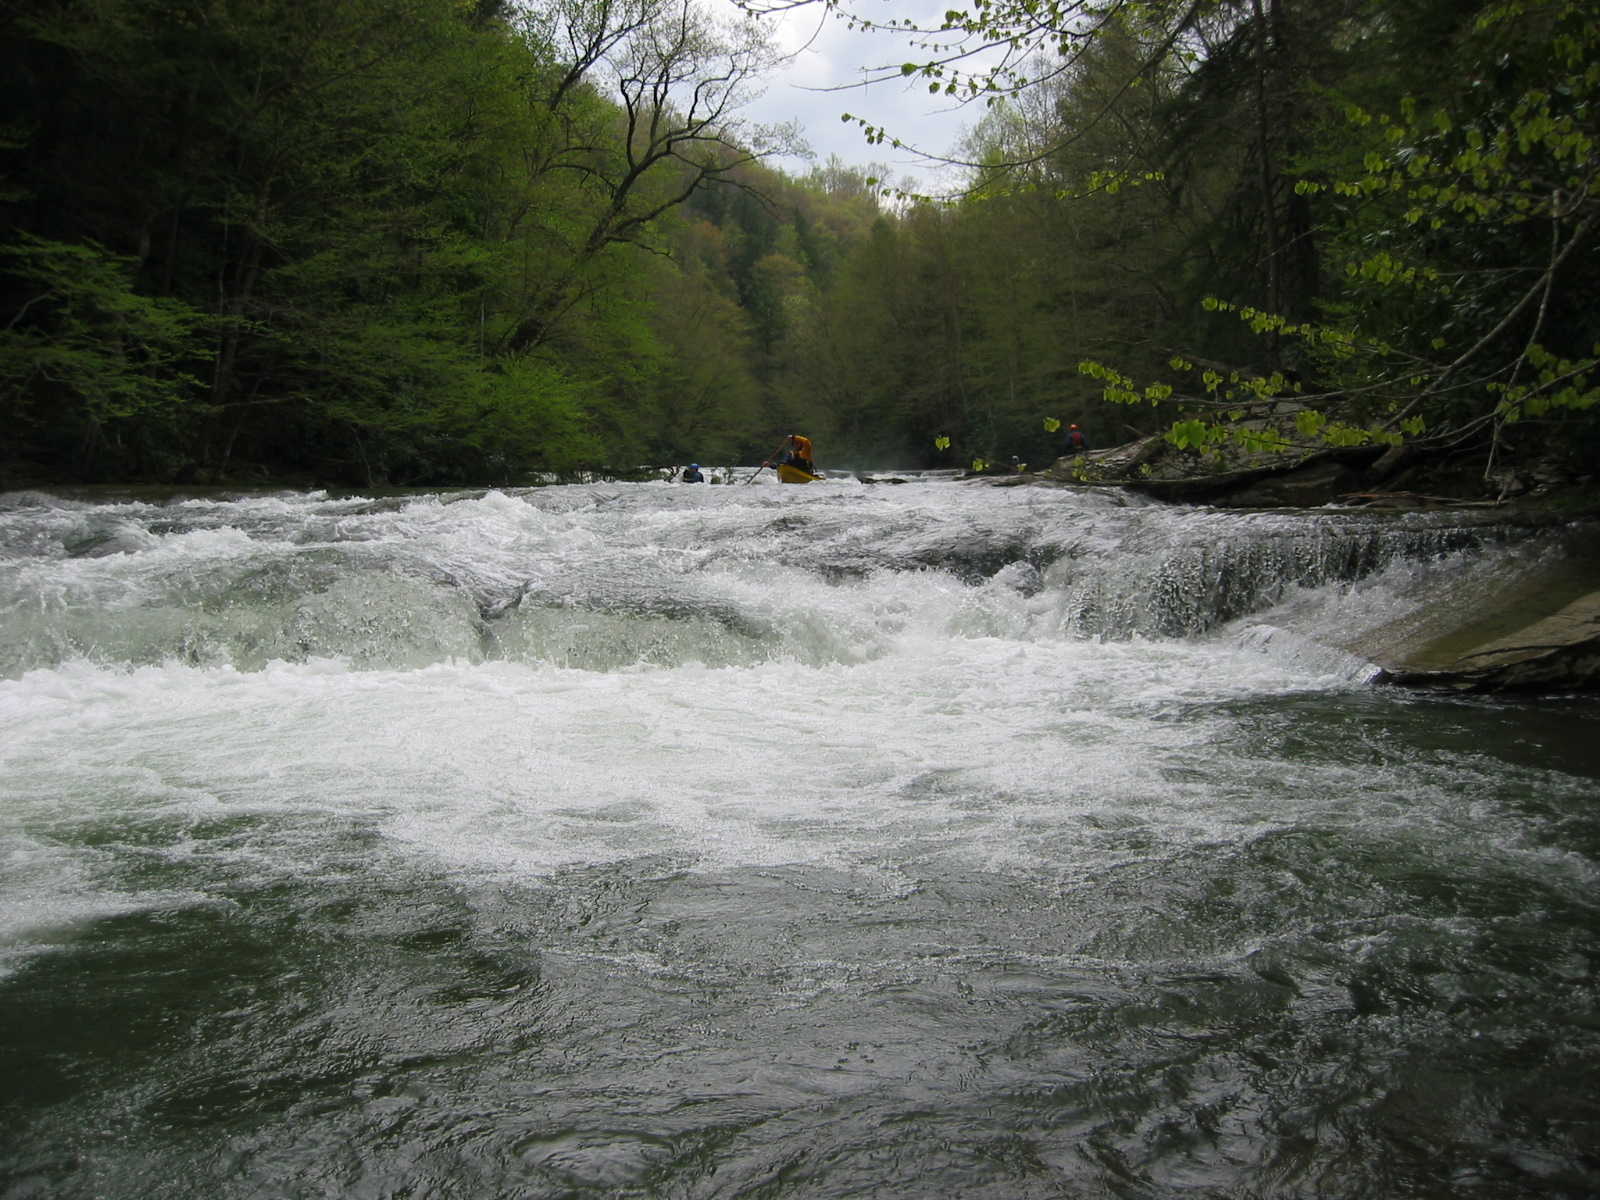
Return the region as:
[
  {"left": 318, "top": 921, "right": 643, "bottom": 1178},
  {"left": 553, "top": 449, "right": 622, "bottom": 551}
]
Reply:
[
  {"left": 1048, "top": 433, "right": 1594, "bottom": 511},
  {"left": 1044, "top": 436, "right": 1387, "bottom": 506},
  {"left": 1347, "top": 528, "right": 1600, "bottom": 692},
  {"left": 1368, "top": 586, "right": 1600, "bottom": 692}
]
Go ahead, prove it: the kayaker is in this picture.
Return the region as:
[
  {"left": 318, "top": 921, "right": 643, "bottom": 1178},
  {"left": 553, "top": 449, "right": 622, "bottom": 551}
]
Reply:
[
  {"left": 681, "top": 463, "right": 705, "bottom": 482},
  {"left": 777, "top": 434, "right": 814, "bottom": 475},
  {"left": 1066, "top": 424, "right": 1088, "bottom": 452}
]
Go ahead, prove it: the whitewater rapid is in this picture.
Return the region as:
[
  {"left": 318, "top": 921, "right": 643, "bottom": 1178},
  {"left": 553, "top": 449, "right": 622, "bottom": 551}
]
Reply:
[{"left": 2, "top": 477, "right": 1596, "bottom": 1199}]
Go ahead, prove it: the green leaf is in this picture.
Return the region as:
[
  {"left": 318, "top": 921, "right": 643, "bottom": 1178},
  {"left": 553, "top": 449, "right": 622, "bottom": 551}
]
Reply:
[
  {"left": 1294, "top": 409, "right": 1326, "bottom": 437},
  {"left": 1167, "top": 419, "right": 1211, "bottom": 450}
]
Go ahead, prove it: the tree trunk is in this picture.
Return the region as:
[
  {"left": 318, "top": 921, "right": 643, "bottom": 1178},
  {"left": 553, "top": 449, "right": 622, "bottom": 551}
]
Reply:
[{"left": 1251, "top": 0, "right": 1283, "bottom": 368}]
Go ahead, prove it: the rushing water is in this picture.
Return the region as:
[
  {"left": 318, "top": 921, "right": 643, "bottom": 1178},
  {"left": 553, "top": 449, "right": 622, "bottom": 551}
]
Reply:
[{"left": 2, "top": 475, "right": 1597, "bottom": 1199}]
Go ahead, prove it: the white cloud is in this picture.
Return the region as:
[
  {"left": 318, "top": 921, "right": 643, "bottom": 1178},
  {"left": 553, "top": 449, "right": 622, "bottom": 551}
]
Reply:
[{"left": 735, "top": 0, "right": 991, "bottom": 185}]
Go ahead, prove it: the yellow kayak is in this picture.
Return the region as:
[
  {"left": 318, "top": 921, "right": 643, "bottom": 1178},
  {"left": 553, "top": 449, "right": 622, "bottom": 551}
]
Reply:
[{"left": 776, "top": 463, "right": 822, "bottom": 484}]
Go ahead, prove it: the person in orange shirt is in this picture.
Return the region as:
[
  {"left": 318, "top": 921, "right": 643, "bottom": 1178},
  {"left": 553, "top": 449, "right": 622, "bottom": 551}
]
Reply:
[{"left": 779, "top": 434, "right": 815, "bottom": 474}]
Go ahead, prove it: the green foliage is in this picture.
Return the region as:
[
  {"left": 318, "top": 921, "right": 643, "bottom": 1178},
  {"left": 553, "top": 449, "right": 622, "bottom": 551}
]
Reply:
[
  {"left": 0, "top": 0, "right": 800, "bottom": 482},
  {"left": 1165, "top": 420, "right": 1225, "bottom": 452},
  {"left": 1258, "top": 0, "right": 1600, "bottom": 464},
  {"left": 452, "top": 356, "right": 603, "bottom": 474},
  {"left": 992, "top": 0, "right": 1600, "bottom": 475},
  {"left": 6, "top": 0, "right": 1594, "bottom": 487},
  {"left": 0, "top": 236, "right": 214, "bottom": 446}
]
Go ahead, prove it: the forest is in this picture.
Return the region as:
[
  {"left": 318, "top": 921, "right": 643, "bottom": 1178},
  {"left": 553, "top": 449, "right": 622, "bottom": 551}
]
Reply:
[{"left": 1, "top": 0, "right": 1597, "bottom": 487}]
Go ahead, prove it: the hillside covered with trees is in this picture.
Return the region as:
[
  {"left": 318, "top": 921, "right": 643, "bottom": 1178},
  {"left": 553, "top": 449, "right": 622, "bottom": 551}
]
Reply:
[{"left": 3, "top": 0, "right": 1597, "bottom": 489}]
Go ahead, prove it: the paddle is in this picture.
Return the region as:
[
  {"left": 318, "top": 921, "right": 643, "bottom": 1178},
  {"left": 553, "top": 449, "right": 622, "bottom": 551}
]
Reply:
[{"left": 744, "top": 439, "right": 789, "bottom": 484}]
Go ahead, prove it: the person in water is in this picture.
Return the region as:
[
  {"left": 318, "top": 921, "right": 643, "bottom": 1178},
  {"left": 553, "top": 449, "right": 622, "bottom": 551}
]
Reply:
[
  {"left": 776, "top": 434, "right": 815, "bottom": 475},
  {"left": 680, "top": 463, "right": 705, "bottom": 482}
]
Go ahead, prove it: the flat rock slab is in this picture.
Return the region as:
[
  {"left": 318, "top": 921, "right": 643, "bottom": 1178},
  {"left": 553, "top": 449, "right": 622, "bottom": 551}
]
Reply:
[{"left": 1352, "top": 531, "right": 1600, "bottom": 690}]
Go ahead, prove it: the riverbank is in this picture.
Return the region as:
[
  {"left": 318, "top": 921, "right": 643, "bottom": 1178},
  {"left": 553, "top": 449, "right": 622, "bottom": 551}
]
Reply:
[{"left": 1040, "top": 432, "right": 1598, "bottom": 512}]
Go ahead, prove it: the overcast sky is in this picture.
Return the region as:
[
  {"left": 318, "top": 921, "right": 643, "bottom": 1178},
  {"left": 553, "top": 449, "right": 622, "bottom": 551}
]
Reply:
[{"left": 734, "top": 0, "right": 990, "bottom": 187}]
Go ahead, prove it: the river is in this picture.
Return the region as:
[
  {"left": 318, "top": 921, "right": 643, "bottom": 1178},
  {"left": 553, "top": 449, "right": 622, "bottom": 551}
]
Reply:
[{"left": 2, "top": 475, "right": 1597, "bottom": 1199}]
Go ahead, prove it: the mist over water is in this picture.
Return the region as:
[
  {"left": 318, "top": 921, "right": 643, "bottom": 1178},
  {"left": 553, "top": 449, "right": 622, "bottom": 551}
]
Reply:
[{"left": 3, "top": 478, "right": 1598, "bottom": 1198}]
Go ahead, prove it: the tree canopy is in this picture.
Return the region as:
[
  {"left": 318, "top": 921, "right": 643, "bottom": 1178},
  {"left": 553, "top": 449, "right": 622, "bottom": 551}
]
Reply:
[{"left": 2, "top": 0, "right": 1595, "bottom": 489}]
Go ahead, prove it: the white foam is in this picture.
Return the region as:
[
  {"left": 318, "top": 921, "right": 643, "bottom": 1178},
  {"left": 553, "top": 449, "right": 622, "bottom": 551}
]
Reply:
[{"left": 2, "top": 481, "right": 1584, "bottom": 962}]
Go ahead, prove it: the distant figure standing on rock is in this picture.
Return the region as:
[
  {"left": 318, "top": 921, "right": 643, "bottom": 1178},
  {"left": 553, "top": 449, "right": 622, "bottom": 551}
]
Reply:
[{"left": 1066, "top": 424, "right": 1089, "bottom": 453}]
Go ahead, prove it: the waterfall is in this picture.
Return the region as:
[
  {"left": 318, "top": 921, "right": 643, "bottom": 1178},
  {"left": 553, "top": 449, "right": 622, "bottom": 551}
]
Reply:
[{"left": 0, "top": 482, "right": 1555, "bottom": 678}]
